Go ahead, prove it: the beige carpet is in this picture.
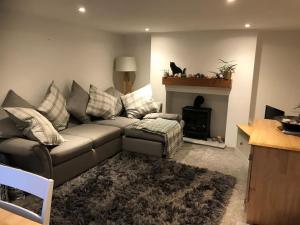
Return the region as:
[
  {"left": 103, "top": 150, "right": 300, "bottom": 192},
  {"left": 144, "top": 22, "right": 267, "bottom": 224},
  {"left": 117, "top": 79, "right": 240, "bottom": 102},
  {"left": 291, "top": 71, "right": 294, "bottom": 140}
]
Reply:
[{"left": 172, "top": 143, "right": 249, "bottom": 225}]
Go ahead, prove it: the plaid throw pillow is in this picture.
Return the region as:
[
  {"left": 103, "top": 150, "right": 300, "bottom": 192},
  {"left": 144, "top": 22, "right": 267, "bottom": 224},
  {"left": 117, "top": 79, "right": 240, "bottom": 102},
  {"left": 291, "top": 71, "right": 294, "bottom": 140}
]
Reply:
[
  {"left": 86, "top": 85, "right": 117, "bottom": 119},
  {"left": 4, "top": 107, "right": 64, "bottom": 145},
  {"left": 121, "top": 87, "right": 159, "bottom": 119},
  {"left": 105, "top": 87, "right": 124, "bottom": 116},
  {"left": 38, "top": 82, "right": 70, "bottom": 131}
]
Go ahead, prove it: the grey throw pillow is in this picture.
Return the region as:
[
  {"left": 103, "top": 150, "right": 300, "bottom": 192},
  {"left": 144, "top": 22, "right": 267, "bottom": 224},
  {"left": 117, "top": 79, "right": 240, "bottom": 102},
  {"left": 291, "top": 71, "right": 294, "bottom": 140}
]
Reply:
[
  {"left": 86, "top": 85, "right": 117, "bottom": 119},
  {"left": 67, "top": 81, "right": 91, "bottom": 123},
  {"left": 4, "top": 107, "right": 64, "bottom": 146},
  {"left": 0, "top": 109, "right": 23, "bottom": 138},
  {"left": 2, "top": 90, "right": 34, "bottom": 108},
  {"left": 0, "top": 90, "right": 33, "bottom": 139},
  {"left": 38, "top": 82, "right": 70, "bottom": 131},
  {"left": 105, "top": 87, "right": 124, "bottom": 116}
]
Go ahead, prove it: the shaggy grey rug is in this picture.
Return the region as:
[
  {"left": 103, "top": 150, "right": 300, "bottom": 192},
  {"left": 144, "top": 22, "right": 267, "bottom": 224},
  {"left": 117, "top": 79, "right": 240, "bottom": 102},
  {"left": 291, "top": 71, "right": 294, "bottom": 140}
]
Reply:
[{"left": 16, "top": 152, "right": 236, "bottom": 225}]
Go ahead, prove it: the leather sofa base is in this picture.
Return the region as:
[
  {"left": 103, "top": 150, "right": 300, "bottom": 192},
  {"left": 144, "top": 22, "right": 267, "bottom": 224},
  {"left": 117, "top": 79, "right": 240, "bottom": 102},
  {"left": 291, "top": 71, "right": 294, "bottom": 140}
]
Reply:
[{"left": 53, "top": 138, "right": 121, "bottom": 186}]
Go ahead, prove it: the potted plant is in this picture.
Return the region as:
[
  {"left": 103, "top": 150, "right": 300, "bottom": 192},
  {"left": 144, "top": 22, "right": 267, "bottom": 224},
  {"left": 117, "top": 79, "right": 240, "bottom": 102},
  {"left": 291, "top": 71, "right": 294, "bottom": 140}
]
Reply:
[{"left": 216, "top": 59, "right": 237, "bottom": 80}]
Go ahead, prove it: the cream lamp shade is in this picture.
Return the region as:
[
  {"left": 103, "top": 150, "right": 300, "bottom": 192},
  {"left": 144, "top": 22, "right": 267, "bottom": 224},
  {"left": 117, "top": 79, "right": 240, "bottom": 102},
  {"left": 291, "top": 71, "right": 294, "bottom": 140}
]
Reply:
[{"left": 115, "top": 57, "right": 137, "bottom": 72}]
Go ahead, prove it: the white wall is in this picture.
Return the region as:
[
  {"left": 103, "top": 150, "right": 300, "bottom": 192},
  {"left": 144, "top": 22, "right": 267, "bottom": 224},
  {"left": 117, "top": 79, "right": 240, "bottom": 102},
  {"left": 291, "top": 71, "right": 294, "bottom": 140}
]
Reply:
[
  {"left": 250, "top": 31, "right": 300, "bottom": 120},
  {"left": 150, "top": 31, "right": 258, "bottom": 146},
  {"left": 0, "top": 12, "right": 124, "bottom": 106},
  {"left": 123, "top": 34, "right": 151, "bottom": 90}
]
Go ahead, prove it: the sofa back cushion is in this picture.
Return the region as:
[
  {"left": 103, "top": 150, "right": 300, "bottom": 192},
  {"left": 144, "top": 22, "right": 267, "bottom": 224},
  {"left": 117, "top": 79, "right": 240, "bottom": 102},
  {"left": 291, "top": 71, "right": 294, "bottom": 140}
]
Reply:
[
  {"left": 66, "top": 81, "right": 91, "bottom": 123},
  {"left": 0, "top": 109, "right": 23, "bottom": 138},
  {"left": 0, "top": 90, "right": 34, "bottom": 139},
  {"left": 4, "top": 107, "right": 64, "bottom": 146},
  {"left": 38, "top": 82, "right": 70, "bottom": 131},
  {"left": 86, "top": 85, "right": 117, "bottom": 120}
]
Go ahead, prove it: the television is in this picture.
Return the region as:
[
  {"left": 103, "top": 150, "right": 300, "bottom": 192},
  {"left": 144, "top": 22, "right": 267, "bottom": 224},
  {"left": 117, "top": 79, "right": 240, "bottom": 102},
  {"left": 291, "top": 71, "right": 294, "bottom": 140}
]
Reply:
[{"left": 264, "top": 105, "right": 285, "bottom": 120}]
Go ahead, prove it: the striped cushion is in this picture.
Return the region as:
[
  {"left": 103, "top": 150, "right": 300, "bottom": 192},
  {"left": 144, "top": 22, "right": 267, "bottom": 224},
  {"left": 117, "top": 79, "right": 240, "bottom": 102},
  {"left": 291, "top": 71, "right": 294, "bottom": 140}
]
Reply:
[
  {"left": 121, "top": 86, "right": 159, "bottom": 119},
  {"left": 86, "top": 85, "right": 117, "bottom": 119},
  {"left": 38, "top": 82, "right": 70, "bottom": 131},
  {"left": 4, "top": 107, "right": 64, "bottom": 145},
  {"left": 105, "top": 87, "right": 124, "bottom": 116}
]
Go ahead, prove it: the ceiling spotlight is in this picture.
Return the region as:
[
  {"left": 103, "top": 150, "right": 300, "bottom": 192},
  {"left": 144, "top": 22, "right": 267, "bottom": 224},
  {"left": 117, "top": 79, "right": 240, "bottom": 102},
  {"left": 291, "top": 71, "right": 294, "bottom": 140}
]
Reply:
[
  {"left": 244, "top": 23, "right": 251, "bottom": 28},
  {"left": 78, "top": 7, "right": 86, "bottom": 13},
  {"left": 227, "top": 0, "right": 236, "bottom": 3},
  {"left": 145, "top": 28, "right": 150, "bottom": 32}
]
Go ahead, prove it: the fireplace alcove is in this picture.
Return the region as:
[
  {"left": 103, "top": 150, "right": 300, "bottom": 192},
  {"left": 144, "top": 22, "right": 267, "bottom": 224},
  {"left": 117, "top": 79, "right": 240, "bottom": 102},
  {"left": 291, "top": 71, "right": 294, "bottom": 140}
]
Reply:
[{"left": 164, "top": 82, "right": 230, "bottom": 141}]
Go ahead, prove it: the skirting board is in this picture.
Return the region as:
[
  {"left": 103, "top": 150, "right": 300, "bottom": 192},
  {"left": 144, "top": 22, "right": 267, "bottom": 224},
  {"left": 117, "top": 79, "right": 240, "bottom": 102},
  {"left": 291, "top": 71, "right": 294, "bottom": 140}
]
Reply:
[{"left": 183, "top": 137, "right": 226, "bottom": 149}]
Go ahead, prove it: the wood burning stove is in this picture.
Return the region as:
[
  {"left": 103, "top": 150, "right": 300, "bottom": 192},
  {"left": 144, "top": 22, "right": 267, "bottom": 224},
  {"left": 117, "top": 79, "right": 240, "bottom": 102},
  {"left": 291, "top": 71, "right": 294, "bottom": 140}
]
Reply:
[{"left": 182, "top": 97, "right": 212, "bottom": 140}]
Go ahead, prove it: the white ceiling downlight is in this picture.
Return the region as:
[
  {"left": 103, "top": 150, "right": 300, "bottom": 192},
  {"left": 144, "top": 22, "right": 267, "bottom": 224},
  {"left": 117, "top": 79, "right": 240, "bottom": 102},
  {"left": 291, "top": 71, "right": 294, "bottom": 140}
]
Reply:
[
  {"left": 78, "top": 7, "right": 86, "bottom": 13},
  {"left": 244, "top": 23, "right": 251, "bottom": 28}
]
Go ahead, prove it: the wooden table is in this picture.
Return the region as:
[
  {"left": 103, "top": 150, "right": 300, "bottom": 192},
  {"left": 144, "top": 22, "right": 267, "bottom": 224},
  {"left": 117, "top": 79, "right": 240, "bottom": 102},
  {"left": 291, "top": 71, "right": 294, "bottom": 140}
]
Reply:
[
  {"left": 237, "top": 124, "right": 253, "bottom": 137},
  {"left": 238, "top": 119, "right": 300, "bottom": 225},
  {"left": 0, "top": 208, "right": 40, "bottom": 225}
]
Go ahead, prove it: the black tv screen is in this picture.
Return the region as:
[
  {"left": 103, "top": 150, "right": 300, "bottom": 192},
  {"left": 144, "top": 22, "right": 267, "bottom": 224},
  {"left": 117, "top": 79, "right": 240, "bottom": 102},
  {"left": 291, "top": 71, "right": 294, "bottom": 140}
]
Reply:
[{"left": 264, "top": 105, "right": 285, "bottom": 120}]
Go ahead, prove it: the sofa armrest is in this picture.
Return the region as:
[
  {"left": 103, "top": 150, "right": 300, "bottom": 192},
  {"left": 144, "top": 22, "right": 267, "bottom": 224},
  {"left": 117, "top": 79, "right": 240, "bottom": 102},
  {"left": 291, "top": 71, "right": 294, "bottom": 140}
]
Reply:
[{"left": 0, "top": 138, "right": 53, "bottom": 178}]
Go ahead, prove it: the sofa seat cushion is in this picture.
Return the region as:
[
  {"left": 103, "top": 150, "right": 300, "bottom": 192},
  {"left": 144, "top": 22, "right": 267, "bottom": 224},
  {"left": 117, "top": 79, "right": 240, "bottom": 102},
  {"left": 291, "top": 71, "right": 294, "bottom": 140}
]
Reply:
[
  {"left": 49, "top": 134, "right": 92, "bottom": 166},
  {"left": 61, "top": 124, "right": 121, "bottom": 148},
  {"left": 124, "top": 126, "right": 165, "bottom": 143},
  {"left": 92, "top": 117, "right": 139, "bottom": 133}
]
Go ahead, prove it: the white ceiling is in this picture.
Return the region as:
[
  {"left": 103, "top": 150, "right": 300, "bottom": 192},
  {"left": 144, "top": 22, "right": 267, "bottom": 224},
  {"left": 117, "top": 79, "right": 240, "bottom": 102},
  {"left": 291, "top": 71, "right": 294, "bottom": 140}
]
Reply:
[{"left": 2, "top": 0, "right": 300, "bottom": 33}]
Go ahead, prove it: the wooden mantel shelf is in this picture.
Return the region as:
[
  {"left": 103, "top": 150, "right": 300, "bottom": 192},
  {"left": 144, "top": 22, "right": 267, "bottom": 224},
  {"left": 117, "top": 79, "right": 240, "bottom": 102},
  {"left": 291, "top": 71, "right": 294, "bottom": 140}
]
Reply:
[{"left": 162, "top": 77, "right": 232, "bottom": 89}]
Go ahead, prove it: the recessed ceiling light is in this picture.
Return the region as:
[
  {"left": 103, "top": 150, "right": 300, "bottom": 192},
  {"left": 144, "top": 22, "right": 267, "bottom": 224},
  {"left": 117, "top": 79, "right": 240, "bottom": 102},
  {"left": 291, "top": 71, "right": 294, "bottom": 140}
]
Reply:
[
  {"left": 227, "top": 0, "right": 236, "bottom": 3},
  {"left": 244, "top": 23, "right": 251, "bottom": 28},
  {"left": 78, "top": 7, "right": 86, "bottom": 13},
  {"left": 145, "top": 28, "right": 150, "bottom": 32}
]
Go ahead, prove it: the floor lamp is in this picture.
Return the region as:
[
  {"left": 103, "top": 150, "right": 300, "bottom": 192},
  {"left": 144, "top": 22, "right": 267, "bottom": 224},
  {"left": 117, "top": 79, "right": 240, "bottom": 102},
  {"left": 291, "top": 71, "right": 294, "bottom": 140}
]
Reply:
[{"left": 115, "top": 56, "right": 137, "bottom": 94}]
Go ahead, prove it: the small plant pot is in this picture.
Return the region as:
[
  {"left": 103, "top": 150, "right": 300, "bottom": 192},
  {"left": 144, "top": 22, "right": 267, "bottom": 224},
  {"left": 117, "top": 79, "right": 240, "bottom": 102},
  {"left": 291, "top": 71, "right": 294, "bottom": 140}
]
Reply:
[{"left": 223, "top": 71, "right": 232, "bottom": 80}]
